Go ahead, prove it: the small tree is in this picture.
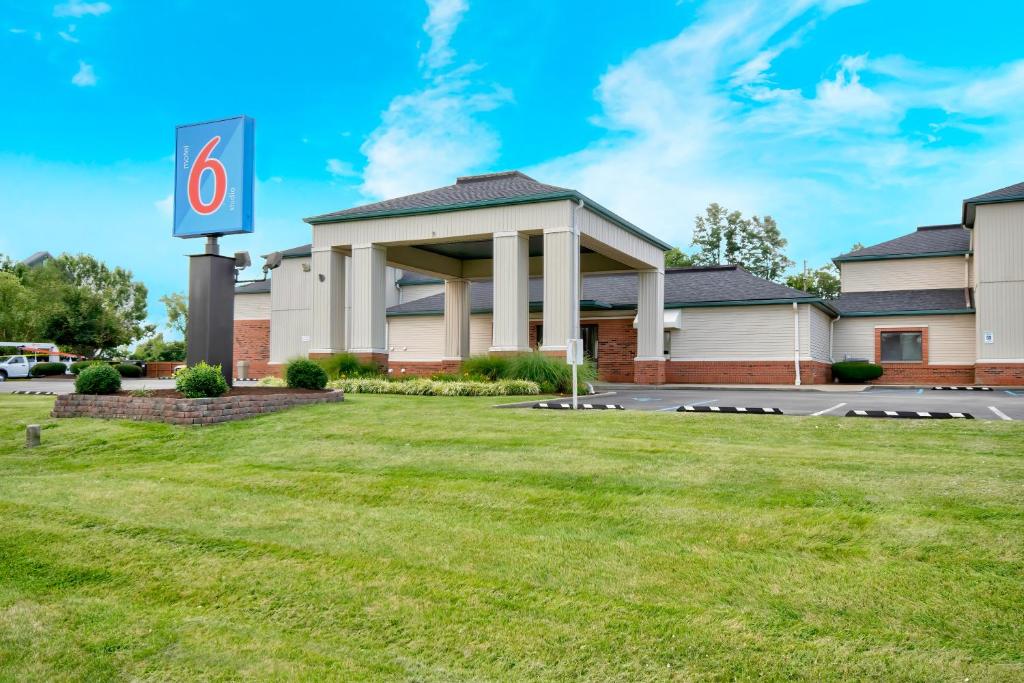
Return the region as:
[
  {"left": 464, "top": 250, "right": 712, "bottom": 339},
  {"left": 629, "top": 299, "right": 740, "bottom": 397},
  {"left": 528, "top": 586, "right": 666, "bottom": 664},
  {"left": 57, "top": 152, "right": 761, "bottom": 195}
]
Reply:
[
  {"left": 664, "top": 247, "right": 693, "bottom": 268},
  {"left": 691, "top": 204, "right": 793, "bottom": 281},
  {"left": 160, "top": 292, "right": 188, "bottom": 337},
  {"left": 785, "top": 265, "right": 841, "bottom": 300},
  {"left": 741, "top": 215, "right": 794, "bottom": 281}
]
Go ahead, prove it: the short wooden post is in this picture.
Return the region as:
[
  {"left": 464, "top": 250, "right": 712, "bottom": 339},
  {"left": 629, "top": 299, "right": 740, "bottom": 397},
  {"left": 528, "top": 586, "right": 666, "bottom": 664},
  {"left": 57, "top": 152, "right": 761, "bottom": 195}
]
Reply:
[{"left": 26, "top": 424, "right": 40, "bottom": 448}]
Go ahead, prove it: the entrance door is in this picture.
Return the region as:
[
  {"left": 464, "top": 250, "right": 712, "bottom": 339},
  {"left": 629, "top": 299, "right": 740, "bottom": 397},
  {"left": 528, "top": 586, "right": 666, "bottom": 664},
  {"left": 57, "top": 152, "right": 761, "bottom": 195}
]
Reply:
[{"left": 581, "top": 324, "right": 598, "bottom": 360}]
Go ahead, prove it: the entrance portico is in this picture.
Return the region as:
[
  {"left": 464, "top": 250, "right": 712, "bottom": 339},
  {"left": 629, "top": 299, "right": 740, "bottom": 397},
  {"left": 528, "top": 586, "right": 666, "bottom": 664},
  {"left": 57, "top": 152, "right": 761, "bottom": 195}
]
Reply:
[{"left": 303, "top": 172, "right": 671, "bottom": 383}]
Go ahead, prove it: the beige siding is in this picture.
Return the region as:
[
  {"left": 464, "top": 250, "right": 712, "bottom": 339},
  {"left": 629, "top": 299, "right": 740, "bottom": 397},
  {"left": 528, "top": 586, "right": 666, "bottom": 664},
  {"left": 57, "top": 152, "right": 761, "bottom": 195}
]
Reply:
[
  {"left": 669, "top": 305, "right": 796, "bottom": 360},
  {"left": 832, "top": 314, "right": 976, "bottom": 365},
  {"left": 470, "top": 314, "right": 492, "bottom": 356},
  {"left": 388, "top": 316, "right": 445, "bottom": 360},
  {"left": 269, "top": 309, "right": 313, "bottom": 363},
  {"left": 975, "top": 282, "right": 1024, "bottom": 361},
  {"left": 577, "top": 206, "right": 665, "bottom": 269},
  {"left": 270, "top": 257, "right": 313, "bottom": 363},
  {"left": 840, "top": 256, "right": 967, "bottom": 293},
  {"left": 386, "top": 313, "right": 493, "bottom": 360},
  {"left": 973, "top": 203, "right": 1024, "bottom": 361},
  {"left": 399, "top": 283, "right": 444, "bottom": 304},
  {"left": 234, "top": 292, "right": 270, "bottom": 320},
  {"left": 807, "top": 305, "right": 832, "bottom": 362},
  {"left": 313, "top": 201, "right": 574, "bottom": 250}
]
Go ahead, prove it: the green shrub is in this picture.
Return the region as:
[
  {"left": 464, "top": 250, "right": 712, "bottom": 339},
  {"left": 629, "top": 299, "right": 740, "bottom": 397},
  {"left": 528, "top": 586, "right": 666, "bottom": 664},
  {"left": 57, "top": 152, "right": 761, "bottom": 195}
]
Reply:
[
  {"left": 832, "top": 361, "right": 883, "bottom": 383},
  {"left": 29, "top": 362, "right": 67, "bottom": 377},
  {"left": 316, "top": 353, "right": 382, "bottom": 379},
  {"left": 258, "top": 376, "right": 286, "bottom": 387},
  {"left": 286, "top": 359, "right": 328, "bottom": 390},
  {"left": 175, "top": 362, "right": 229, "bottom": 398},
  {"left": 506, "top": 351, "right": 597, "bottom": 394},
  {"left": 460, "top": 355, "right": 510, "bottom": 381},
  {"left": 116, "top": 363, "right": 143, "bottom": 378},
  {"left": 328, "top": 377, "right": 539, "bottom": 396},
  {"left": 69, "top": 360, "right": 100, "bottom": 375},
  {"left": 75, "top": 364, "right": 121, "bottom": 395}
]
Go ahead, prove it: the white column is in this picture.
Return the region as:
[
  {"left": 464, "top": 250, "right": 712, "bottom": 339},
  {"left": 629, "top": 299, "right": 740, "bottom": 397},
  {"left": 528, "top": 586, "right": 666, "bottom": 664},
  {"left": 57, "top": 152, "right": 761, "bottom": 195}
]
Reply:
[
  {"left": 349, "top": 244, "right": 388, "bottom": 354},
  {"left": 541, "top": 228, "right": 576, "bottom": 352},
  {"left": 310, "top": 247, "right": 346, "bottom": 355},
  {"left": 443, "top": 279, "right": 471, "bottom": 360},
  {"left": 490, "top": 231, "right": 530, "bottom": 352},
  {"left": 635, "top": 268, "right": 665, "bottom": 360}
]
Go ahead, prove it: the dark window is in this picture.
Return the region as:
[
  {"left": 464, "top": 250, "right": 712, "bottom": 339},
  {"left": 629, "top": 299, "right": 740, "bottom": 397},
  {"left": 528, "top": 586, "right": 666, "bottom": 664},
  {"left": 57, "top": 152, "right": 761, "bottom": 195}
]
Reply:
[{"left": 880, "top": 332, "right": 922, "bottom": 362}]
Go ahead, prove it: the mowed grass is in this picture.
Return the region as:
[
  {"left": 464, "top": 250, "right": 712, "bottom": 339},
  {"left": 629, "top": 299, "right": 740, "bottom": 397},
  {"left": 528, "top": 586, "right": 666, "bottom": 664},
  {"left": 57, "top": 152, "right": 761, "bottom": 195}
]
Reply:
[{"left": 1, "top": 395, "right": 1023, "bottom": 681}]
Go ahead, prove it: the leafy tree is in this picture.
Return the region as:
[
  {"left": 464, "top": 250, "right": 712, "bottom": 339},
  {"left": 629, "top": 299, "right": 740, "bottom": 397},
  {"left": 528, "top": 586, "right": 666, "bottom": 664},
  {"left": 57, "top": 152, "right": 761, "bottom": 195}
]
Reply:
[
  {"left": 160, "top": 292, "right": 188, "bottom": 337},
  {"left": 131, "top": 333, "right": 187, "bottom": 362},
  {"left": 691, "top": 204, "right": 793, "bottom": 281},
  {"left": 38, "top": 286, "right": 123, "bottom": 356},
  {"left": 741, "top": 215, "right": 794, "bottom": 281},
  {"left": 691, "top": 203, "right": 746, "bottom": 266},
  {"left": 664, "top": 247, "right": 693, "bottom": 268},
  {"left": 785, "top": 265, "right": 841, "bottom": 300},
  {"left": 0, "top": 271, "right": 33, "bottom": 340}
]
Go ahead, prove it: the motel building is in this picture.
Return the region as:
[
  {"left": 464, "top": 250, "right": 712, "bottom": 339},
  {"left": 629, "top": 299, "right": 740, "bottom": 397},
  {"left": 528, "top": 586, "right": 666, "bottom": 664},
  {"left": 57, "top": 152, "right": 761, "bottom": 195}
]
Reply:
[{"left": 233, "top": 172, "right": 1024, "bottom": 386}]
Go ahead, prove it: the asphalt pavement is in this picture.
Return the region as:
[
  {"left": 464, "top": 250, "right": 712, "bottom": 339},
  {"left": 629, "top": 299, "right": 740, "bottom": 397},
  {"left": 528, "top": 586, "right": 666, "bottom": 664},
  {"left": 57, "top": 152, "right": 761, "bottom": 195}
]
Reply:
[{"left": 524, "top": 386, "right": 1024, "bottom": 421}]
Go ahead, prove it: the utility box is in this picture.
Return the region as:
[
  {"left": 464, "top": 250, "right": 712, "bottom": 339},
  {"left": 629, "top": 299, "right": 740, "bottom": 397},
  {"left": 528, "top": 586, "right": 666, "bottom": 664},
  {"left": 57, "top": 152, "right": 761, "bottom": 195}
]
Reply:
[{"left": 237, "top": 360, "right": 250, "bottom": 381}]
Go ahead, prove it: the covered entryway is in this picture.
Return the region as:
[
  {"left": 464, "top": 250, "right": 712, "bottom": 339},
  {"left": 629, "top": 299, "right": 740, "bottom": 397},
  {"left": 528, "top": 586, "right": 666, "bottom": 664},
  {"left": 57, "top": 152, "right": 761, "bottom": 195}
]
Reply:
[{"left": 303, "top": 171, "right": 671, "bottom": 383}]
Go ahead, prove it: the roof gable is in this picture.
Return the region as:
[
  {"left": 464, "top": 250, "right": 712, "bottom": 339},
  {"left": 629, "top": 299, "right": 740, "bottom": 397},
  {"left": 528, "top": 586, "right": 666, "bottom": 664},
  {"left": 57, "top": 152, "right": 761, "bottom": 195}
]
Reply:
[{"left": 963, "top": 180, "right": 1024, "bottom": 226}]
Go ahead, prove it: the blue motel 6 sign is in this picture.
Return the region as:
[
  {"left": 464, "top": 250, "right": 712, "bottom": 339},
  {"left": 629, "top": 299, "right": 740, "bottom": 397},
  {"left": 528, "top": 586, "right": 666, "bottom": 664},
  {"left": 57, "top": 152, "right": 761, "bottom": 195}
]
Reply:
[{"left": 173, "top": 116, "right": 254, "bottom": 238}]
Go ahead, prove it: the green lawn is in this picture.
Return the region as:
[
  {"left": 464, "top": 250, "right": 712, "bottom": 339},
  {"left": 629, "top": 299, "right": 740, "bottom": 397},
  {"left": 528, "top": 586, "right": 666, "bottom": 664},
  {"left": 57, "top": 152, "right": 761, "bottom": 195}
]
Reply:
[{"left": 1, "top": 395, "right": 1022, "bottom": 681}]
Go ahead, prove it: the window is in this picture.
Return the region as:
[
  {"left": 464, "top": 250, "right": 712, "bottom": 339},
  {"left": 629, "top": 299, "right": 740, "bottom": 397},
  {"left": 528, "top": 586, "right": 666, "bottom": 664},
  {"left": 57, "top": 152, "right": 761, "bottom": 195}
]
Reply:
[
  {"left": 880, "top": 332, "right": 922, "bottom": 362},
  {"left": 663, "top": 330, "right": 671, "bottom": 356}
]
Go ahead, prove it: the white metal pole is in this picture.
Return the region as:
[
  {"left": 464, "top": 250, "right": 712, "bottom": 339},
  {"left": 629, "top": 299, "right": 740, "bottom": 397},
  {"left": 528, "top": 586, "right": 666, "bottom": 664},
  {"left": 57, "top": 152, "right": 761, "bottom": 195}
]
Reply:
[{"left": 571, "top": 199, "right": 583, "bottom": 409}]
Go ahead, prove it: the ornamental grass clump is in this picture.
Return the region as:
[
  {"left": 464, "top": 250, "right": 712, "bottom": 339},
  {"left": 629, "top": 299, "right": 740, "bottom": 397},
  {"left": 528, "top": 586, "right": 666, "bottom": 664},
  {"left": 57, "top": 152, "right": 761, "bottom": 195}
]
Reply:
[
  {"left": 286, "top": 359, "right": 329, "bottom": 390},
  {"left": 460, "top": 355, "right": 511, "bottom": 381},
  {"left": 506, "top": 351, "right": 597, "bottom": 394},
  {"left": 74, "top": 364, "right": 121, "bottom": 395},
  {"left": 175, "top": 362, "right": 228, "bottom": 398},
  {"left": 316, "top": 353, "right": 383, "bottom": 379},
  {"left": 327, "top": 377, "right": 539, "bottom": 396}
]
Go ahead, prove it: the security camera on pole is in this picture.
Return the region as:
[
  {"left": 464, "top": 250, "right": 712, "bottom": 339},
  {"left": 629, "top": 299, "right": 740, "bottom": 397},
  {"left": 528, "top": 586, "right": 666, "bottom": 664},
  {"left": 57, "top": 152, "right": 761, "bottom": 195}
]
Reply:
[{"left": 173, "top": 116, "right": 255, "bottom": 387}]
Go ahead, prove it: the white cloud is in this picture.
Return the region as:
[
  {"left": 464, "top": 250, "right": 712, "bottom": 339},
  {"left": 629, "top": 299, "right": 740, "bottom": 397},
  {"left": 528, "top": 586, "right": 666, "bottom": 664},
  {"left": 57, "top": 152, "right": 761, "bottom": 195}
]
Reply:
[
  {"left": 54, "top": 0, "right": 110, "bottom": 18},
  {"left": 9, "top": 28, "right": 27, "bottom": 34},
  {"left": 420, "top": 0, "right": 468, "bottom": 72},
  {"left": 58, "top": 30, "right": 79, "bottom": 43},
  {"left": 358, "top": 0, "right": 510, "bottom": 200},
  {"left": 361, "top": 69, "right": 511, "bottom": 199},
  {"left": 71, "top": 60, "right": 96, "bottom": 86},
  {"left": 155, "top": 193, "right": 173, "bottom": 219},
  {"left": 527, "top": 0, "right": 1024, "bottom": 266},
  {"left": 325, "top": 158, "right": 358, "bottom": 177}
]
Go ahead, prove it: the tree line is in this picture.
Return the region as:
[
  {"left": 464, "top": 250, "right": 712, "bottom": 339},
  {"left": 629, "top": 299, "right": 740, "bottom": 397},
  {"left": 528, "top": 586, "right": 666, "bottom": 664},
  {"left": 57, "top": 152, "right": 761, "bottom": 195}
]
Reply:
[{"left": 664, "top": 203, "right": 854, "bottom": 300}]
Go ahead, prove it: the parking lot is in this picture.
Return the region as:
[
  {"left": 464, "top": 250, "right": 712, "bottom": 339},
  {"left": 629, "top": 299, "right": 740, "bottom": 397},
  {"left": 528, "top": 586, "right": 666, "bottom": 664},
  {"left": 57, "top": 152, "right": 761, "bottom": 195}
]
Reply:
[
  {"left": 531, "top": 386, "right": 1024, "bottom": 421},
  {"left": 0, "top": 377, "right": 178, "bottom": 395}
]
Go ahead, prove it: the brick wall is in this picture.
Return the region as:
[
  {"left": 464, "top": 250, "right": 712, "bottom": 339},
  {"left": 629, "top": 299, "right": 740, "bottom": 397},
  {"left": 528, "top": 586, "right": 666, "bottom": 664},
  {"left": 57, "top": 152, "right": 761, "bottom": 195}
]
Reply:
[
  {"left": 52, "top": 390, "right": 344, "bottom": 425},
  {"left": 388, "top": 360, "right": 463, "bottom": 377},
  {"left": 975, "top": 363, "right": 1024, "bottom": 386},
  {"left": 666, "top": 360, "right": 832, "bottom": 385},
  {"left": 233, "top": 319, "right": 273, "bottom": 378},
  {"left": 868, "top": 326, "right": 975, "bottom": 385}
]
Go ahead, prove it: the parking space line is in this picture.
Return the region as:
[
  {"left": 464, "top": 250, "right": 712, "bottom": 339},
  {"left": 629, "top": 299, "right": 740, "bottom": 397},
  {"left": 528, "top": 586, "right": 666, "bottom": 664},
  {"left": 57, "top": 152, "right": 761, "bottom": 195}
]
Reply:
[
  {"left": 811, "top": 402, "right": 846, "bottom": 416},
  {"left": 989, "top": 406, "right": 1013, "bottom": 421},
  {"left": 659, "top": 397, "right": 717, "bottom": 413},
  {"left": 1006, "top": 390, "right": 1021, "bottom": 397}
]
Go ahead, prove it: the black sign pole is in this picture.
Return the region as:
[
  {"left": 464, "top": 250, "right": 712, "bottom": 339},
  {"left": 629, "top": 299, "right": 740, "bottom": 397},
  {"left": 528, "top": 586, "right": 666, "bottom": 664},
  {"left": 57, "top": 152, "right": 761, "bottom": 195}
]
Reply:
[{"left": 186, "top": 235, "right": 235, "bottom": 386}]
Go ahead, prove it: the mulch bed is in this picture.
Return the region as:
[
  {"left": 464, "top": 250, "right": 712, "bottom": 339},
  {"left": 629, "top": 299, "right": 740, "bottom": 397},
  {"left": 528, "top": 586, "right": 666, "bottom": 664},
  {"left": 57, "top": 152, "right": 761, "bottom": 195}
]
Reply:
[{"left": 118, "top": 387, "right": 329, "bottom": 398}]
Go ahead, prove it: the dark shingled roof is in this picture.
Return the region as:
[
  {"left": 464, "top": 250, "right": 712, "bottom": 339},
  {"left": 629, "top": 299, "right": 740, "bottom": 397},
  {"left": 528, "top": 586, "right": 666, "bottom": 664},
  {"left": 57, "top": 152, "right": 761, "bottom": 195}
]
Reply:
[
  {"left": 260, "top": 243, "right": 311, "bottom": 259},
  {"left": 305, "top": 172, "right": 567, "bottom": 223},
  {"left": 834, "top": 225, "right": 970, "bottom": 262},
  {"left": 963, "top": 180, "right": 1024, "bottom": 226},
  {"left": 832, "top": 288, "right": 972, "bottom": 316},
  {"left": 302, "top": 170, "right": 673, "bottom": 251},
  {"left": 387, "top": 265, "right": 820, "bottom": 316},
  {"left": 235, "top": 280, "right": 271, "bottom": 294},
  {"left": 397, "top": 271, "right": 444, "bottom": 286}
]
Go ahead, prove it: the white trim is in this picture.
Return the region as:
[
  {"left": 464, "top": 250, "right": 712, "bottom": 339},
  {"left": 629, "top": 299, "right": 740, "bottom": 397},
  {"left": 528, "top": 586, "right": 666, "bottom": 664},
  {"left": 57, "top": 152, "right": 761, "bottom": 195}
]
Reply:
[
  {"left": 666, "top": 356, "right": 817, "bottom": 362},
  {"left": 349, "top": 347, "right": 388, "bottom": 354},
  {"left": 488, "top": 345, "right": 530, "bottom": 353},
  {"left": 309, "top": 347, "right": 346, "bottom": 355},
  {"left": 873, "top": 324, "right": 930, "bottom": 329},
  {"left": 977, "top": 358, "right": 1024, "bottom": 363},
  {"left": 633, "top": 356, "right": 666, "bottom": 362},
  {"left": 493, "top": 230, "right": 521, "bottom": 238},
  {"left": 542, "top": 226, "right": 573, "bottom": 234}
]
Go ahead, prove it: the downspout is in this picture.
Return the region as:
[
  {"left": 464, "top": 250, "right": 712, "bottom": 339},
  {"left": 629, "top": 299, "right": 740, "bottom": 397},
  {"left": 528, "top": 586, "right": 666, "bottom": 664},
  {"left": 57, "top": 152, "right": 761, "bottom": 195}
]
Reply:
[
  {"left": 964, "top": 253, "right": 971, "bottom": 307},
  {"left": 793, "top": 302, "right": 801, "bottom": 386}
]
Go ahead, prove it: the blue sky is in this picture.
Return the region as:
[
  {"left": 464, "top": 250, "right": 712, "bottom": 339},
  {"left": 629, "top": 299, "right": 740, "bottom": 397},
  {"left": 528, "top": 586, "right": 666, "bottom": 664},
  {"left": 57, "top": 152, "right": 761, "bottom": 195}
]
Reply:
[{"left": 2, "top": 0, "right": 1024, "bottom": 334}]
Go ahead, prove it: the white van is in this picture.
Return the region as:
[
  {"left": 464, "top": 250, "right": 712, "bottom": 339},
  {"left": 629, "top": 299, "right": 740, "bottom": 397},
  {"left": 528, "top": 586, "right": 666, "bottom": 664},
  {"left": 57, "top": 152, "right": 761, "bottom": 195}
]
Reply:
[{"left": 0, "top": 355, "right": 35, "bottom": 380}]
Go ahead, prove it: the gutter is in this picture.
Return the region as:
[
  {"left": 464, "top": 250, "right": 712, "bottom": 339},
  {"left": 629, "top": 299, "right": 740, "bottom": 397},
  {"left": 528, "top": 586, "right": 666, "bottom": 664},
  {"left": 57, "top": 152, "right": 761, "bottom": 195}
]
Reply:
[
  {"left": 792, "top": 302, "right": 801, "bottom": 386},
  {"left": 832, "top": 250, "right": 971, "bottom": 265},
  {"left": 829, "top": 314, "right": 840, "bottom": 363},
  {"left": 837, "top": 308, "right": 975, "bottom": 317}
]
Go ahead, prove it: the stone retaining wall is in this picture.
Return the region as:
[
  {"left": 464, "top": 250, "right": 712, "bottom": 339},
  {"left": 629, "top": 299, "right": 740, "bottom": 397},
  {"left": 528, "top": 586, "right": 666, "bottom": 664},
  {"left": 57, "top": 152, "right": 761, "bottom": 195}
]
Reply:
[{"left": 52, "top": 390, "right": 344, "bottom": 426}]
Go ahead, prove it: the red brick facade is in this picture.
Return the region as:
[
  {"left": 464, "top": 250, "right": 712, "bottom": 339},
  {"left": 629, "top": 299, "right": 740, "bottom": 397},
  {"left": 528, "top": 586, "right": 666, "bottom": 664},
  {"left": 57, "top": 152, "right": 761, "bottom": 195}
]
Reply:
[
  {"left": 233, "top": 319, "right": 273, "bottom": 378},
  {"left": 387, "top": 359, "right": 463, "bottom": 377},
  {"left": 664, "top": 360, "right": 831, "bottom": 385},
  {"left": 975, "top": 363, "right": 1024, "bottom": 386},
  {"left": 863, "top": 326, "right": 975, "bottom": 385}
]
